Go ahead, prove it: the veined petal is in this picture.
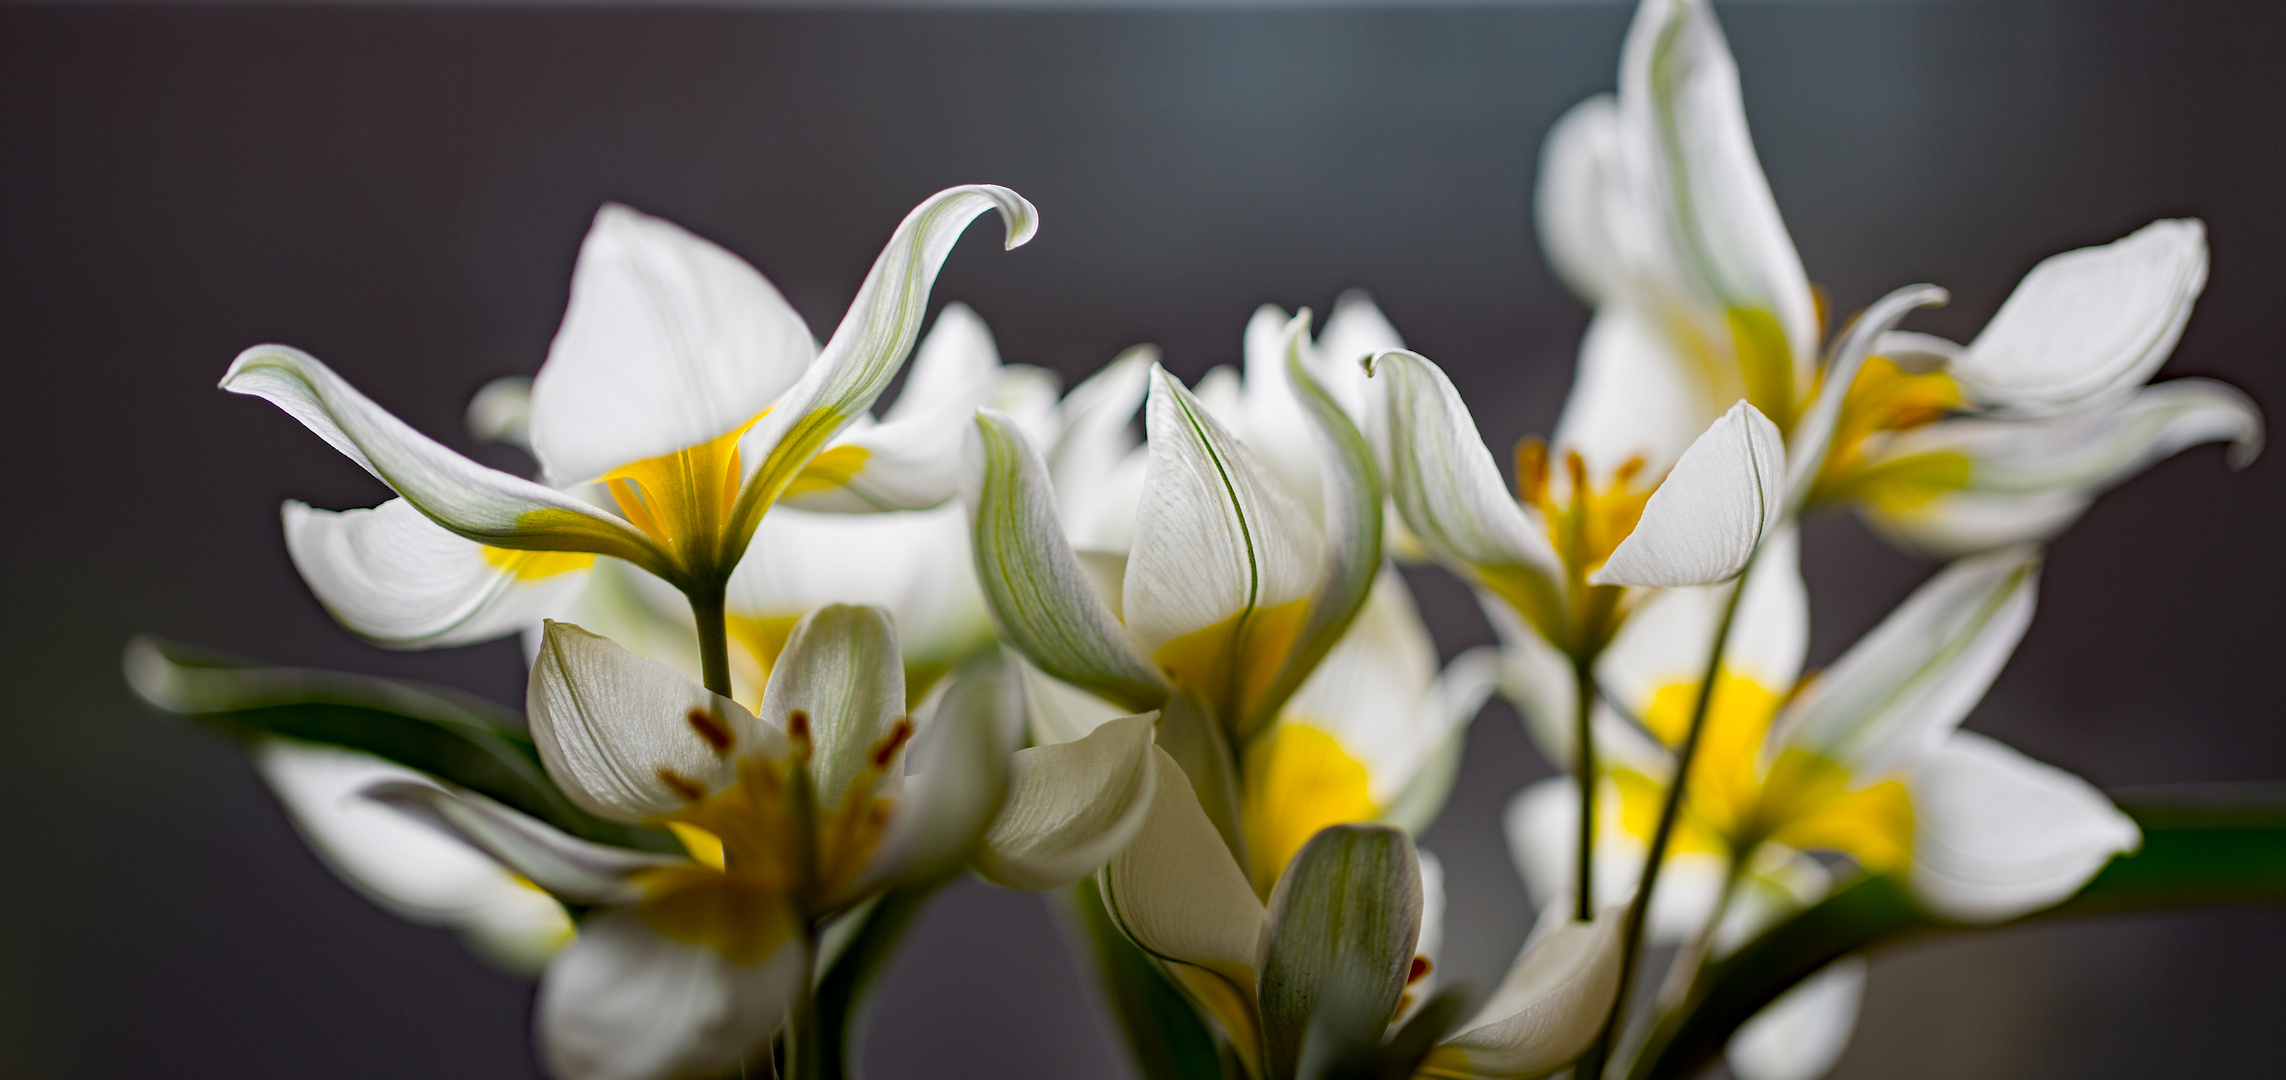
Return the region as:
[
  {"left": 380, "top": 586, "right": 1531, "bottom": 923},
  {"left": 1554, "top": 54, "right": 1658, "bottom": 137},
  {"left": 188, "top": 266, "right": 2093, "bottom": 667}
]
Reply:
[
  {"left": 1907, "top": 731, "right": 2139, "bottom": 923},
  {"left": 538, "top": 910, "right": 800, "bottom": 1080},
  {"left": 1099, "top": 745, "right": 1266, "bottom": 987},
  {"left": 756, "top": 604, "right": 906, "bottom": 811},
  {"left": 466, "top": 375, "right": 533, "bottom": 450},
  {"left": 1724, "top": 957, "right": 1866, "bottom": 1080},
  {"left": 1047, "top": 346, "right": 1155, "bottom": 526},
  {"left": 222, "top": 346, "right": 664, "bottom": 570},
  {"left": 1257, "top": 825, "right": 1424, "bottom": 1080},
  {"left": 529, "top": 204, "right": 817, "bottom": 487},
  {"left": 1367, "top": 350, "right": 1562, "bottom": 610},
  {"left": 284, "top": 498, "right": 592, "bottom": 649},
  {"left": 780, "top": 303, "right": 1006, "bottom": 513},
  {"left": 1554, "top": 305, "right": 1715, "bottom": 477},
  {"left": 860, "top": 654, "right": 1028, "bottom": 893},
  {"left": 1621, "top": 0, "right": 1818, "bottom": 410},
  {"left": 1537, "top": 93, "right": 1631, "bottom": 307},
  {"left": 530, "top": 621, "right": 772, "bottom": 822},
  {"left": 1953, "top": 219, "right": 2208, "bottom": 411},
  {"left": 1313, "top": 290, "right": 1405, "bottom": 422},
  {"left": 732, "top": 185, "right": 1037, "bottom": 550},
  {"left": 963, "top": 409, "right": 1168, "bottom": 712},
  {"left": 1429, "top": 903, "right": 1625, "bottom": 1079},
  {"left": 1593, "top": 400, "right": 1784, "bottom": 588},
  {"left": 977, "top": 712, "right": 1160, "bottom": 890},
  {"left": 254, "top": 741, "right": 573, "bottom": 973},
  {"left": 1124, "top": 366, "right": 1325, "bottom": 695},
  {"left": 363, "top": 779, "right": 680, "bottom": 906},
  {"left": 1773, "top": 547, "right": 2040, "bottom": 778}
]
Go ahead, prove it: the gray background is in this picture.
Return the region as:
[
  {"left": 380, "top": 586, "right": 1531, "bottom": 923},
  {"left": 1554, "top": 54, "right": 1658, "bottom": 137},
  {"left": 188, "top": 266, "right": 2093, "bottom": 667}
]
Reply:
[{"left": 1, "top": 1, "right": 2280, "bottom": 1076}]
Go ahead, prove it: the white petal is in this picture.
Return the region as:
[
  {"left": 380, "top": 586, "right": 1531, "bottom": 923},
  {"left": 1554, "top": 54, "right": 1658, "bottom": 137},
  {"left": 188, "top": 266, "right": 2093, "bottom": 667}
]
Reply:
[
  {"left": 979, "top": 713, "right": 1161, "bottom": 890},
  {"left": 537, "top": 910, "right": 799, "bottom": 1080},
  {"left": 254, "top": 741, "right": 573, "bottom": 970},
  {"left": 1553, "top": 305, "right": 1716, "bottom": 477},
  {"left": 1047, "top": 346, "right": 1154, "bottom": 528},
  {"left": 736, "top": 185, "right": 1037, "bottom": 526},
  {"left": 1908, "top": 731, "right": 2140, "bottom": 923},
  {"left": 1536, "top": 93, "right": 1631, "bottom": 307},
  {"left": 528, "top": 204, "right": 817, "bottom": 486},
  {"left": 529, "top": 621, "right": 771, "bottom": 822},
  {"left": 962, "top": 409, "right": 1168, "bottom": 712},
  {"left": 1725, "top": 958, "right": 1866, "bottom": 1080},
  {"left": 1018, "top": 658, "right": 1134, "bottom": 747},
  {"left": 1377, "top": 645, "right": 1503, "bottom": 836},
  {"left": 780, "top": 303, "right": 1007, "bottom": 513},
  {"left": 1277, "top": 570, "right": 1443, "bottom": 806},
  {"left": 1773, "top": 547, "right": 2040, "bottom": 777},
  {"left": 1313, "top": 290, "right": 1405, "bottom": 421},
  {"left": 221, "top": 346, "right": 662, "bottom": 568},
  {"left": 1954, "top": 219, "right": 2208, "bottom": 411},
  {"left": 885, "top": 302, "right": 1002, "bottom": 423},
  {"left": 1099, "top": 745, "right": 1266, "bottom": 986},
  {"left": 1367, "top": 349, "right": 1561, "bottom": 578},
  {"left": 1593, "top": 400, "right": 1784, "bottom": 588},
  {"left": 1484, "top": 597, "right": 1579, "bottom": 768},
  {"left": 1501, "top": 777, "right": 1729, "bottom": 942},
  {"left": 1410, "top": 849, "right": 1448, "bottom": 1005},
  {"left": 756, "top": 604, "right": 905, "bottom": 811},
  {"left": 859, "top": 654, "right": 1027, "bottom": 893},
  {"left": 362, "top": 780, "right": 679, "bottom": 906},
  {"left": 1123, "top": 365, "right": 1325, "bottom": 655},
  {"left": 1434, "top": 903, "right": 1625, "bottom": 1078},
  {"left": 284, "top": 498, "right": 590, "bottom": 649},
  {"left": 1596, "top": 526, "right": 1807, "bottom": 721},
  {"left": 1783, "top": 284, "right": 1951, "bottom": 510},
  {"left": 466, "top": 375, "right": 533, "bottom": 450},
  {"left": 727, "top": 503, "right": 992, "bottom": 680}
]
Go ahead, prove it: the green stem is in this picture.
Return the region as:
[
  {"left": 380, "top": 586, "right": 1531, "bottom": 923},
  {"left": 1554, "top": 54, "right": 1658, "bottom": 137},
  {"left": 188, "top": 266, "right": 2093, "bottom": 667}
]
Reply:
[
  {"left": 784, "top": 926, "right": 821, "bottom": 1080},
  {"left": 1578, "top": 565, "right": 1751, "bottom": 1080},
  {"left": 689, "top": 581, "right": 733, "bottom": 698},
  {"left": 1652, "top": 851, "right": 1745, "bottom": 1019},
  {"left": 1572, "top": 654, "right": 1600, "bottom": 923}
]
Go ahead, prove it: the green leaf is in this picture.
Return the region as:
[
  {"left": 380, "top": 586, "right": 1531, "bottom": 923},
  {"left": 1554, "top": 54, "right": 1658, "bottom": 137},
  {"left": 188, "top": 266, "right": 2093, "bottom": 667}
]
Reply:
[
  {"left": 1629, "top": 792, "right": 2286, "bottom": 1080},
  {"left": 1057, "top": 877, "right": 1227, "bottom": 1080},
  {"left": 1259, "top": 825, "right": 1423, "bottom": 1080},
  {"left": 123, "top": 635, "right": 675, "bottom": 853}
]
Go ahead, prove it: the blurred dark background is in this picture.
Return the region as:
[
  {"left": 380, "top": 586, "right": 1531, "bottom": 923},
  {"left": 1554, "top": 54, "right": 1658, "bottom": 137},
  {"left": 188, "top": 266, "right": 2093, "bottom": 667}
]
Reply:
[{"left": 2, "top": 0, "right": 2280, "bottom": 1076}]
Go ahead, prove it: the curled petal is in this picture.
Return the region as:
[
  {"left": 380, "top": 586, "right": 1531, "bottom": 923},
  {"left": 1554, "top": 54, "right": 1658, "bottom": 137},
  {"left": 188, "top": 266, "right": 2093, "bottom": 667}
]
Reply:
[
  {"left": 364, "top": 779, "right": 679, "bottom": 906},
  {"left": 1593, "top": 400, "right": 1784, "bottom": 588},
  {"left": 1908, "top": 731, "right": 2140, "bottom": 923},
  {"left": 977, "top": 712, "right": 1161, "bottom": 890},
  {"left": 860, "top": 654, "right": 1028, "bottom": 894},
  {"left": 284, "top": 498, "right": 591, "bottom": 649},
  {"left": 782, "top": 302, "right": 1007, "bottom": 513},
  {"left": 1431, "top": 903, "right": 1626, "bottom": 1078},
  {"left": 538, "top": 910, "right": 800, "bottom": 1080}
]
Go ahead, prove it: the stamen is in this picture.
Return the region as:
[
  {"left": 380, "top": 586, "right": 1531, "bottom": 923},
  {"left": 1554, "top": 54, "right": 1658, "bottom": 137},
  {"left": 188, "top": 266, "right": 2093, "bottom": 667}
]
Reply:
[
  {"left": 1515, "top": 437, "right": 1550, "bottom": 507},
  {"left": 656, "top": 767, "right": 706, "bottom": 803},
  {"left": 869, "top": 717, "right": 915, "bottom": 768},
  {"left": 1563, "top": 449, "right": 1590, "bottom": 500},
  {"left": 686, "top": 708, "right": 735, "bottom": 755},
  {"left": 786, "top": 709, "right": 812, "bottom": 748},
  {"left": 1407, "top": 955, "right": 1432, "bottom": 986},
  {"left": 1614, "top": 455, "right": 1648, "bottom": 489}
]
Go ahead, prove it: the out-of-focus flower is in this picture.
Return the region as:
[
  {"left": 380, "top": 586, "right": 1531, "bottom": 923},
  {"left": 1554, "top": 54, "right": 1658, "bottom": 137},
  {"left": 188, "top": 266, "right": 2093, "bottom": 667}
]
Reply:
[
  {"left": 226, "top": 186, "right": 1036, "bottom": 656},
  {"left": 1504, "top": 540, "right": 2139, "bottom": 1079}
]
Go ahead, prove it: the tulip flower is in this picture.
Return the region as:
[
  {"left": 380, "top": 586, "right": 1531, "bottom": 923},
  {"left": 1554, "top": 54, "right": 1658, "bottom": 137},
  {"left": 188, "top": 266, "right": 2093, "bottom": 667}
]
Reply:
[{"left": 226, "top": 185, "right": 1037, "bottom": 698}]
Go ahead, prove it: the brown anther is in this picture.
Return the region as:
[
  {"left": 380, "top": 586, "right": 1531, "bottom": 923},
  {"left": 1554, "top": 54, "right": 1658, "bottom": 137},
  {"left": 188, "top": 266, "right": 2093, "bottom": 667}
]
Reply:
[
  {"left": 1563, "top": 449, "right": 1590, "bottom": 500},
  {"left": 869, "top": 717, "right": 916, "bottom": 768},
  {"left": 786, "top": 709, "right": 811, "bottom": 745},
  {"left": 686, "top": 708, "right": 735, "bottom": 755},
  {"left": 1407, "top": 955, "right": 1432, "bottom": 986},
  {"left": 656, "top": 767, "right": 706, "bottom": 803},
  {"left": 1614, "top": 455, "right": 1648, "bottom": 488},
  {"left": 1514, "top": 437, "right": 1550, "bottom": 506}
]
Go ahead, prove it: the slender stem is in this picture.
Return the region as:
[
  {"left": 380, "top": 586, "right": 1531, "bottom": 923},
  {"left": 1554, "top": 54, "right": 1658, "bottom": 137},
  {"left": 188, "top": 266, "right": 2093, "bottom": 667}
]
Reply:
[
  {"left": 689, "top": 580, "right": 734, "bottom": 698},
  {"left": 784, "top": 926, "right": 822, "bottom": 1080},
  {"left": 1653, "top": 851, "right": 1745, "bottom": 1017},
  {"left": 1577, "top": 566, "right": 1752, "bottom": 1080},
  {"left": 1572, "top": 654, "right": 1600, "bottom": 923}
]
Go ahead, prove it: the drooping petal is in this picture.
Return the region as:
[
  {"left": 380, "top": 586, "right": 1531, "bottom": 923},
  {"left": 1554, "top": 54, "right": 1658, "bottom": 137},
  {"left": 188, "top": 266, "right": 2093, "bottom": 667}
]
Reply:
[
  {"left": 1123, "top": 367, "right": 1325, "bottom": 704},
  {"left": 363, "top": 779, "right": 680, "bottom": 906},
  {"left": 755, "top": 604, "right": 906, "bottom": 810},
  {"left": 254, "top": 740, "right": 573, "bottom": 974},
  {"left": 1553, "top": 305, "right": 1715, "bottom": 477},
  {"left": 1429, "top": 903, "right": 1625, "bottom": 1079},
  {"left": 1907, "top": 731, "right": 2140, "bottom": 923},
  {"left": 859, "top": 653, "right": 1028, "bottom": 893},
  {"left": 1951, "top": 219, "right": 2208, "bottom": 411},
  {"left": 780, "top": 302, "right": 1007, "bottom": 513},
  {"left": 1099, "top": 745, "right": 1266, "bottom": 987},
  {"left": 1593, "top": 400, "right": 1784, "bottom": 588},
  {"left": 732, "top": 185, "right": 1038, "bottom": 544},
  {"left": 221, "top": 346, "right": 664, "bottom": 570},
  {"left": 1857, "top": 377, "right": 2263, "bottom": 556},
  {"left": 962, "top": 409, "right": 1168, "bottom": 712},
  {"left": 529, "top": 621, "right": 773, "bottom": 822},
  {"left": 528, "top": 204, "right": 818, "bottom": 487},
  {"left": 283, "top": 498, "right": 593, "bottom": 649},
  {"left": 1620, "top": 0, "right": 1818, "bottom": 417},
  {"left": 1724, "top": 957, "right": 1866, "bottom": 1080},
  {"left": 1772, "top": 547, "right": 2040, "bottom": 778},
  {"left": 1536, "top": 93, "right": 1632, "bottom": 308},
  {"left": 537, "top": 909, "right": 801, "bottom": 1080},
  {"left": 978, "top": 713, "right": 1161, "bottom": 890},
  {"left": 1257, "top": 825, "right": 1424, "bottom": 1080},
  {"left": 1367, "top": 350, "right": 1563, "bottom": 624}
]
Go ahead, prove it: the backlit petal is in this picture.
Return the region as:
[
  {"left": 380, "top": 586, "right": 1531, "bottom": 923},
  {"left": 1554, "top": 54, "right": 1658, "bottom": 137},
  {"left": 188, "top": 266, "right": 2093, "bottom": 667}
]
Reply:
[
  {"left": 1431, "top": 903, "right": 1625, "bottom": 1078},
  {"left": 1537, "top": 94, "right": 1632, "bottom": 308},
  {"left": 1593, "top": 400, "right": 1784, "bottom": 588},
  {"left": 861, "top": 654, "right": 1028, "bottom": 893},
  {"left": 780, "top": 302, "right": 1006, "bottom": 512},
  {"left": 755, "top": 604, "right": 906, "bottom": 811},
  {"left": 1597, "top": 526, "right": 1806, "bottom": 721},
  {"left": 1554, "top": 305, "right": 1714, "bottom": 477},
  {"left": 538, "top": 910, "right": 799, "bottom": 1080},
  {"left": 284, "top": 498, "right": 592, "bottom": 649},
  {"left": 1908, "top": 731, "right": 2139, "bottom": 923},
  {"left": 1725, "top": 958, "right": 1866, "bottom": 1080},
  {"left": 977, "top": 712, "right": 1160, "bottom": 890},
  {"left": 1099, "top": 745, "right": 1266, "bottom": 986},
  {"left": 363, "top": 779, "right": 679, "bottom": 906}
]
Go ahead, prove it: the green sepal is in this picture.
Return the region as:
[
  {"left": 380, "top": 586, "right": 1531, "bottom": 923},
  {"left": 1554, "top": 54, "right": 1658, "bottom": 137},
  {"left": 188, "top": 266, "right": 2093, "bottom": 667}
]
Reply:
[
  {"left": 123, "top": 635, "right": 676, "bottom": 854},
  {"left": 1629, "top": 792, "right": 2286, "bottom": 1080},
  {"left": 1259, "top": 825, "right": 1423, "bottom": 1080},
  {"left": 1298, "top": 987, "right": 1466, "bottom": 1080},
  {"left": 1057, "top": 876, "right": 1227, "bottom": 1080}
]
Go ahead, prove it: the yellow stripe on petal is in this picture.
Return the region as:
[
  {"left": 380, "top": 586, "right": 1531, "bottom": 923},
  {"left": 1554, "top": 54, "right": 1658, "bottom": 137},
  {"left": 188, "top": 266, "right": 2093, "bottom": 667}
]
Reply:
[
  {"left": 1152, "top": 597, "right": 1309, "bottom": 732},
  {"left": 1811, "top": 356, "right": 1971, "bottom": 512},
  {"left": 1729, "top": 306, "right": 1799, "bottom": 434},
  {"left": 1241, "top": 722, "right": 1378, "bottom": 895},
  {"left": 783, "top": 444, "right": 870, "bottom": 499},
  {"left": 477, "top": 545, "right": 597, "bottom": 580},
  {"left": 667, "top": 822, "right": 728, "bottom": 871},
  {"left": 1759, "top": 748, "right": 1914, "bottom": 874},
  {"left": 601, "top": 413, "right": 764, "bottom": 561}
]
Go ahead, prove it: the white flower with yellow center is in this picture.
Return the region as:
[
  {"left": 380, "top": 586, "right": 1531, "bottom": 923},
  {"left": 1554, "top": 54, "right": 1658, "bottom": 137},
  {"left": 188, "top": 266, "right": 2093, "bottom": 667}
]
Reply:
[
  {"left": 226, "top": 185, "right": 1037, "bottom": 695},
  {"left": 336, "top": 607, "right": 1155, "bottom": 1080},
  {"left": 1505, "top": 540, "right": 2140, "bottom": 1080}
]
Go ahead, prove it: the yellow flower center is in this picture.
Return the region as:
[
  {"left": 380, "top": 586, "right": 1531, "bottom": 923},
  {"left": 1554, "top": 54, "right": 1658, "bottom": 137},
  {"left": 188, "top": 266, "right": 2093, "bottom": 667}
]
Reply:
[
  {"left": 1510, "top": 440, "right": 1659, "bottom": 652},
  {"left": 603, "top": 416, "right": 765, "bottom": 567},
  {"left": 1808, "top": 355, "right": 1972, "bottom": 516},
  {"left": 1239, "top": 723, "right": 1378, "bottom": 897}
]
